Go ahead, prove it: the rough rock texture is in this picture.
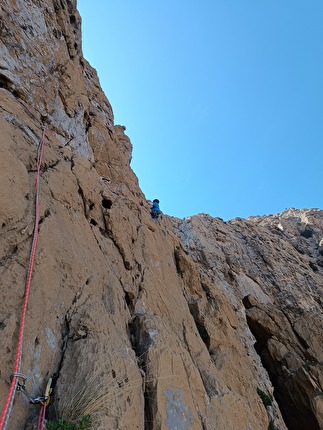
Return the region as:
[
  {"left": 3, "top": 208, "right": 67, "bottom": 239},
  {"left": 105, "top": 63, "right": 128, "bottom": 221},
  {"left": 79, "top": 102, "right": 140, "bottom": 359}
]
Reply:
[
  {"left": 173, "top": 210, "right": 323, "bottom": 430},
  {"left": 0, "top": 1, "right": 322, "bottom": 430}
]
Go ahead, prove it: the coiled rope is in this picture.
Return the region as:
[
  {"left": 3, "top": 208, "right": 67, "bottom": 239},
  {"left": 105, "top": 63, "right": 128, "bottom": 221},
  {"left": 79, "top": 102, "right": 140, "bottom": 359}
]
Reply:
[{"left": 0, "top": 127, "right": 47, "bottom": 430}]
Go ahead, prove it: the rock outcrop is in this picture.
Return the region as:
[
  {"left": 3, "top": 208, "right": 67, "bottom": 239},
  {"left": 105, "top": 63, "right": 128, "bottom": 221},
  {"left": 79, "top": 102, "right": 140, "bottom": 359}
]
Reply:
[{"left": 0, "top": 1, "right": 322, "bottom": 429}]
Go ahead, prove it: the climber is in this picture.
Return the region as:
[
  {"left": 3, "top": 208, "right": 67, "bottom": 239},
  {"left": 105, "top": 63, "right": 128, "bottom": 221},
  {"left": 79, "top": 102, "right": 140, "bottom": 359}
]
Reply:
[{"left": 150, "top": 199, "right": 162, "bottom": 220}]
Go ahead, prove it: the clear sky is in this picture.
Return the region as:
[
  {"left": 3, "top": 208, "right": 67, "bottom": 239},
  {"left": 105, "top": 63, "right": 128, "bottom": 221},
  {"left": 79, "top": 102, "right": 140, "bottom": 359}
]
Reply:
[{"left": 78, "top": 0, "right": 322, "bottom": 220}]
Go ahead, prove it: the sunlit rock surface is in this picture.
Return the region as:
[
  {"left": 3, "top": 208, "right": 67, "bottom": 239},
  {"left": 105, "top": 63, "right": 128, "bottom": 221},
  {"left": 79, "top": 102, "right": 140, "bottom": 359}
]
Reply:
[{"left": 0, "top": 1, "right": 322, "bottom": 429}]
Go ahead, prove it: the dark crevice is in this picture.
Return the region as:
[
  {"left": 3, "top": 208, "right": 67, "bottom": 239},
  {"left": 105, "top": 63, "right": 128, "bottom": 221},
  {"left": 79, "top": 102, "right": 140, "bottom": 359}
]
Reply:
[
  {"left": 83, "top": 111, "right": 92, "bottom": 133},
  {"left": 188, "top": 302, "right": 210, "bottom": 349},
  {"left": 182, "top": 324, "right": 218, "bottom": 400},
  {"left": 77, "top": 184, "right": 87, "bottom": 217},
  {"left": 69, "top": 14, "right": 76, "bottom": 25},
  {"left": 46, "top": 315, "right": 71, "bottom": 421},
  {"left": 98, "top": 227, "right": 109, "bottom": 238},
  {"left": 0, "top": 74, "right": 22, "bottom": 98},
  {"left": 70, "top": 161, "right": 95, "bottom": 221},
  {"left": 128, "top": 316, "right": 151, "bottom": 365},
  {"left": 91, "top": 227, "right": 108, "bottom": 257},
  {"left": 124, "top": 291, "right": 135, "bottom": 315},
  {"left": 101, "top": 213, "right": 131, "bottom": 270},
  {"left": 174, "top": 247, "right": 183, "bottom": 277},
  {"left": 181, "top": 323, "right": 190, "bottom": 352},
  {"left": 280, "top": 309, "right": 310, "bottom": 352},
  {"left": 0, "top": 73, "right": 13, "bottom": 89},
  {"left": 245, "top": 310, "right": 320, "bottom": 430},
  {"left": 2, "top": 84, "right": 35, "bottom": 122},
  {"left": 127, "top": 316, "right": 154, "bottom": 430},
  {"left": 41, "top": 159, "right": 61, "bottom": 172},
  {"left": 39, "top": 208, "right": 51, "bottom": 226},
  {"left": 195, "top": 320, "right": 210, "bottom": 348},
  {"left": 29, "top": 159, "right": 61, "bottom": 174}
]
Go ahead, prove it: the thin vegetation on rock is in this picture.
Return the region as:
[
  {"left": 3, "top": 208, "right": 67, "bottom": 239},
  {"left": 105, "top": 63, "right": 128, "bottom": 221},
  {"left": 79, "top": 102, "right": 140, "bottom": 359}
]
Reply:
[{"left": 46, "top": 415, "right": 91, "bottom": 430}]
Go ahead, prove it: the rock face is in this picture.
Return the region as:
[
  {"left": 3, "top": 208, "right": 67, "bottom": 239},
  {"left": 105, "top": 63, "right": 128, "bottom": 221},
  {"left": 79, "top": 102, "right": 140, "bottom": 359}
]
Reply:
[
  {"left": 0, "top": 1, "right": 322, "bottom": 430},
  {"left": 173, "top": 211, "right": 323, "bottom": 430}
]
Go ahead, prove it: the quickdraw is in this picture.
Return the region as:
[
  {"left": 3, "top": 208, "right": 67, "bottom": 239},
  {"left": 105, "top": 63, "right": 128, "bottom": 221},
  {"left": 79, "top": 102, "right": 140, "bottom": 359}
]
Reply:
[{"left": 12, "top": 373, "right": 51, "bottom": 405}]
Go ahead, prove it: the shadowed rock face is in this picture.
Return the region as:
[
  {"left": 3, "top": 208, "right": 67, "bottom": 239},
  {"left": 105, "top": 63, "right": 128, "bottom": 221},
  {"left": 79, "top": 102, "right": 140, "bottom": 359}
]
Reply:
[
  {"left": 173, "top": 212, "right": 323, "bottom": 429},
  {"left": 0, "top": 2, "right": 322, "bottom": 429}
]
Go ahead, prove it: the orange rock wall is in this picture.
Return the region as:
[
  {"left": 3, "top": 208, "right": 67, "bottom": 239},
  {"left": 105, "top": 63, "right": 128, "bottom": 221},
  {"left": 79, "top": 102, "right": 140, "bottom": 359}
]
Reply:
[{"left": 0, "top": 1, "right": 322, "bottom": 429}]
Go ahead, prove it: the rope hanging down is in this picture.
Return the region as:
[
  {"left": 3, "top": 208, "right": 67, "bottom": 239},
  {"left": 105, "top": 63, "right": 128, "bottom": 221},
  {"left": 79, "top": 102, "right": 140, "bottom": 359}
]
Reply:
[
  {"left": 36, "top": 378, "right": 52, "bottom": 430},
  {"left": 0, "top": 127, "right": 47, "bottom": 430}
]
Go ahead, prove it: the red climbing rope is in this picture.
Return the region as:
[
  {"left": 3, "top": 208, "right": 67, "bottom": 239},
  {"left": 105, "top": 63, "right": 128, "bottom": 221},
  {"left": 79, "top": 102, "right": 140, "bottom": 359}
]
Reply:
[
  {"left": 0, "top": 127, "right": 47, "bottom": 430},
  {"left": 37, "top": 404, "right": 46, "bottom": 430}
]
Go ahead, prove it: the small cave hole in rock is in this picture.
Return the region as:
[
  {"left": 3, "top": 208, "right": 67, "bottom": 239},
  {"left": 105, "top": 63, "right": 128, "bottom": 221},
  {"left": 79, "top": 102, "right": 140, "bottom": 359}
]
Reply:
[
  {"left": 301, "top": 228, "right": 313, "bottom": 238},
  {"left": 0, "top": 74, "right": 13, "bottom": 90},
  {"left": 90, "top": 219, "right": 97, "bottom": 226},
  {"left": 309, "top": 261, "right": 318, "bottom": 272},
  {"left": 102, "top": 198, "right": 112, "bottom": 209}
]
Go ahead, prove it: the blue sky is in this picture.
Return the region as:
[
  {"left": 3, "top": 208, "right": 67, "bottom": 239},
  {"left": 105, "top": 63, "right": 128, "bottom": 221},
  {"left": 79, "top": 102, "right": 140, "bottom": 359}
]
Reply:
[{"left": 78, "top": 1, "right": 322, "bottom": 220}]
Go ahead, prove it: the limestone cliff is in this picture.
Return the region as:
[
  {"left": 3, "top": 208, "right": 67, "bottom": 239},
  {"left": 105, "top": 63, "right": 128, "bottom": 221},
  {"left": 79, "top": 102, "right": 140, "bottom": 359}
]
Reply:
[{"left": 0, "top": 1, "right": 322, "bottom": 430}]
